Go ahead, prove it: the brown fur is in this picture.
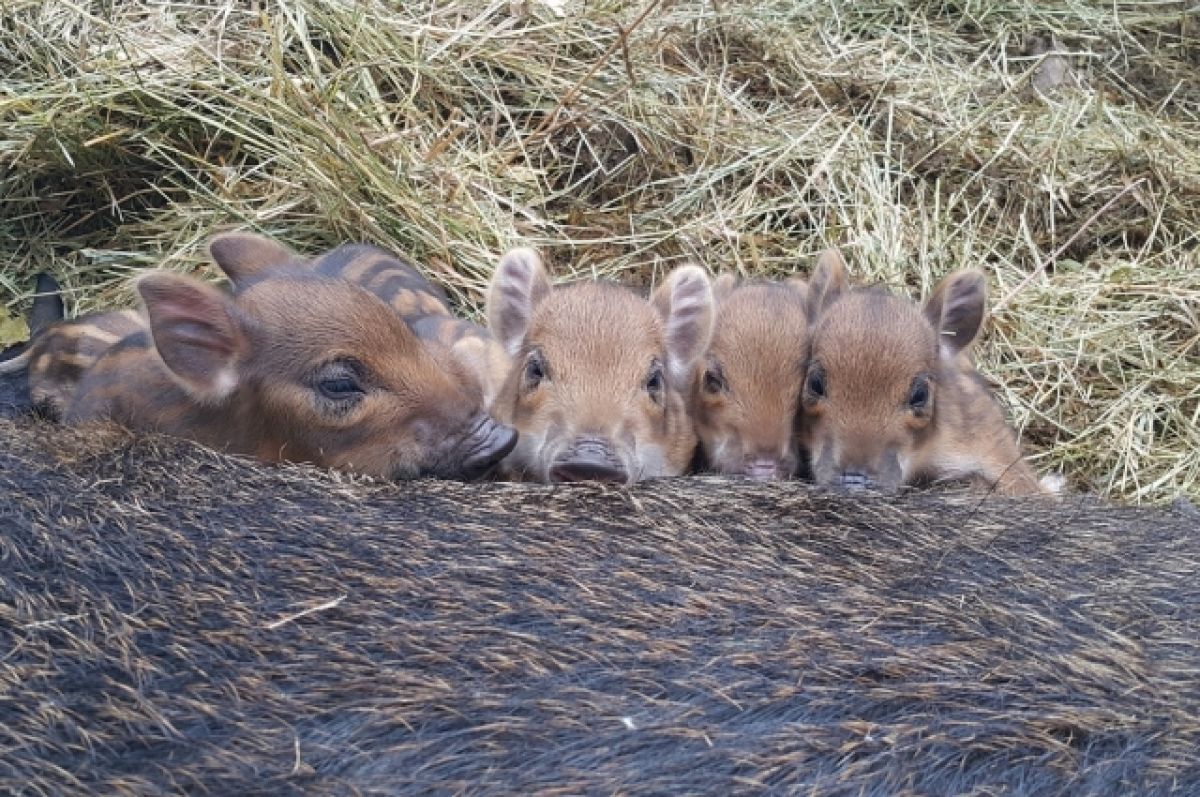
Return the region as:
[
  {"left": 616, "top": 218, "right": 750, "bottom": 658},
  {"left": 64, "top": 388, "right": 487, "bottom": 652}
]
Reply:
[
  {"left": 32, "top": 259, "right": 515, "bottom": 480},
  {"left": 209, "top": 233, "right": 511, "bottom": 408},
  {"left": 801, "top": 248, "right": 1048, "bottom": 496},
  {"left": 487, "top": 249, "right": 714, "bottom": 483},
  {"left": 691, "top": 277, "right": 809, "bottom": 479}
]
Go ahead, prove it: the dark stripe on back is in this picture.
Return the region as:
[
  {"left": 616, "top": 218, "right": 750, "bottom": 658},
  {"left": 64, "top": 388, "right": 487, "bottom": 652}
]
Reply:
[
  {"left": 109, "top": 329, "right": 154, "bottom": 353},
  {"left": 313, "top": 245, "right": 449, "bottom": 304},
  {"left": 373, "top": 275, "right": 448, "bottom": 313},
  {"left": 311, "top": 244, "right": 378, "bottom": 276},
  {"left": 313, "top": 245, "right": 412, "bottom": 283},
  {"left": 317, "top": 253, "right": 395, "bottom": 287}
]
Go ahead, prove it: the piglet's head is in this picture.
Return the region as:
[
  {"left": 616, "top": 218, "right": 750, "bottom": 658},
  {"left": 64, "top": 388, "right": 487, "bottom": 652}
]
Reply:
[
  {"left": 692, "top": 275, "right": 809, "bottom": 480},
  {"left": 136, "top": 267, "right": 515, "bottom": 481},
  {"left": 487, "top": 248, "right": 713, "bottom": 483},
  {"left": 801, "top": 248, "right": 988, "bottom": 492}
]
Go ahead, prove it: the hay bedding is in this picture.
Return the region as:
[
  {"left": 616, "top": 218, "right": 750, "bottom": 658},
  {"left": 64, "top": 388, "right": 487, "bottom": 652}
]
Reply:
[{"left": 0, "top": 1, "right": 1197, "bottom": 503}]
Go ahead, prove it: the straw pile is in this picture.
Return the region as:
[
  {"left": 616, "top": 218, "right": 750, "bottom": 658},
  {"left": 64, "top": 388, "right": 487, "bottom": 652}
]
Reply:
[{"left": 1, "top": 0, "right": 1197, "bottom": 503}]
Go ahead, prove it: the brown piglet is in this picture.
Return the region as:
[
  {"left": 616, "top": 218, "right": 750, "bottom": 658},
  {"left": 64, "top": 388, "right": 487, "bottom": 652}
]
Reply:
[
  {"left": 690, "top": 274, "right": 809, "bottom": 479},
  {"left": 486, "top": 248, "right": 715, "bottom": 483},
  {"left": 0, "top": 274, "right": 146, "bottom": 421},
  {"left": 800, "top": 248, "right": 1050, "bottom": 496},
  {"left": 23, "top": 248, "right": 516, "bottom": 480}
]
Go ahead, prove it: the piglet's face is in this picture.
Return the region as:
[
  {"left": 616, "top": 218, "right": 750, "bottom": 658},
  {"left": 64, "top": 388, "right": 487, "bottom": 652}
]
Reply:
[
  {"left": 693, "top": 278, "right": 809, "bottom": 480},
  {"left": 801, "top": 250, "right": 987, "bottom": 492},
  {"left": 137, "top": 266, "right": 516, "bottom": 481},
  {"left": 487, "top": 249, "right": 714, "bottom": 483}
]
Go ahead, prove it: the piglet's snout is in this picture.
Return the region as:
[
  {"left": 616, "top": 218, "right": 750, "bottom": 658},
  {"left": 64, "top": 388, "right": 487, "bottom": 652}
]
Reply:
[
  {"left": 456, "top": 415, "right": 518, "bottom": 480},
  {"left": 743, "top": 456, "right": 784, "bottom": 481},
  {"left": 549, "top": 435, "right": 627, "bottom": 483}
]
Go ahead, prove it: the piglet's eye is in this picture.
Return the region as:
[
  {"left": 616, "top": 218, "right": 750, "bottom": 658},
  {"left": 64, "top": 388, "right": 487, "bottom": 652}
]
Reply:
[
  {"left": 703, "top": 365, "right": 726, "bottom": 394},
  {"left": 645, "top": 360, "right": 665, "bottom": 402},
  {"left": 320, "top": 377, "right": 362, "bottom": 398},
  {"left": 523, "top": 352, "right": 548, "bottom": 389},
  {"left": 805, "top": 367, "right": 827, "bottom": 400},
  {"left": 908, "top": 377, "right": 931, "bottom": 411},
  {"left": 314, "top": 359, "right": 367, "bottom": 401}
]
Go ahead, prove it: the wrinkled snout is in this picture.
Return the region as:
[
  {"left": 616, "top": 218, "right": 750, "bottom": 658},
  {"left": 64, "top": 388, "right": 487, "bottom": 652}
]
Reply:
[
  {"left": 455, "top": 415, "right": 518, "bottom": 480},
  {"left": 810, "top": 436, "right": 904, "bottom": 493},
  {"left": 743, "top": 456, "right": 784, "bottom": 481},
  {"left": 549, "top": 435, "right": 628, "bottom": 483}
]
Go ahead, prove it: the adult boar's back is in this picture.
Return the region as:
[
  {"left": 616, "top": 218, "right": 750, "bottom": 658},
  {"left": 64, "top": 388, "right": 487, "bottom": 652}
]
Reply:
[{"left": 1, "top": 420, "right": 1197, "bottom": 796}]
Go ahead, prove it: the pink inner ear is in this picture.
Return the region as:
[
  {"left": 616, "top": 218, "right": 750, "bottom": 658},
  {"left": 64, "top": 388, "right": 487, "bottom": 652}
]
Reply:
[
  {"left": 488, "top": 248, "right": 549, "bottom": 354},
  {"left": 139, "top": 276, "right": 241, "bottom": 398},
  {"left": 929, "top": 272, "right": 987, "bottom": 353},
  {"left": 489, "top": 279, "right": 534, "bottom": 355},
  {"left": 663, "top": 267, "right": 715, "bottom": 380}
]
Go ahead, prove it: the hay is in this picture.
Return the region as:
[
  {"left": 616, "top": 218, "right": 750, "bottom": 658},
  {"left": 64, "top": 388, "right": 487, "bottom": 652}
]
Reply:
[{"left": 1, "top": 0, "right": 1197, "bottom": 504}]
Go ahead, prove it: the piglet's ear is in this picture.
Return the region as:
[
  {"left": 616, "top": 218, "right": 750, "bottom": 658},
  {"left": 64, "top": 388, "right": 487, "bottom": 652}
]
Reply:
[
  {"left": 806, "top": 247, "right": 849, "bottom": 319},
  {"left": 208, "top": 232, "right": 297, "bottom": 284},
  {"left": 923, "top": 269, "right": 987, "bottom": 356},
  {"left": 653, "top": 264, "right": 715, "bottom": 387},
  {"left": 137, "top": 272, "right": 245, "bottom": 403},
  {"left": 29, "top": 273, "right": 66, "bottom": 335},
  {"left": 487, "top": 247, "right": 551, "bottom": 356}
]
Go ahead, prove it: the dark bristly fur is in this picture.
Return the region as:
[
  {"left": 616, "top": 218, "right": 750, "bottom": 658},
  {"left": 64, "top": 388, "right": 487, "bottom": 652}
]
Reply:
[{"left": 1, "top": 420, "right": 1196, "bottom": 795}]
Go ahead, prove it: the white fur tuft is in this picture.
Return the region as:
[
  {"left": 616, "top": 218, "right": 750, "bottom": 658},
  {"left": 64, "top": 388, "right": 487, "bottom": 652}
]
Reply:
[
  {"left": 1039, "top": 472, "right": 1067, "bottom": 495},
  {"left": 211, "top": 367, "right": 238, "bottom": 400}
]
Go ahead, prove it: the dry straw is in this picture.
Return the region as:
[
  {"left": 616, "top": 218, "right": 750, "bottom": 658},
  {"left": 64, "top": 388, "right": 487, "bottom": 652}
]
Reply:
[{"left": 1, "top": 0, "right": 1197, "bottom": 503}]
